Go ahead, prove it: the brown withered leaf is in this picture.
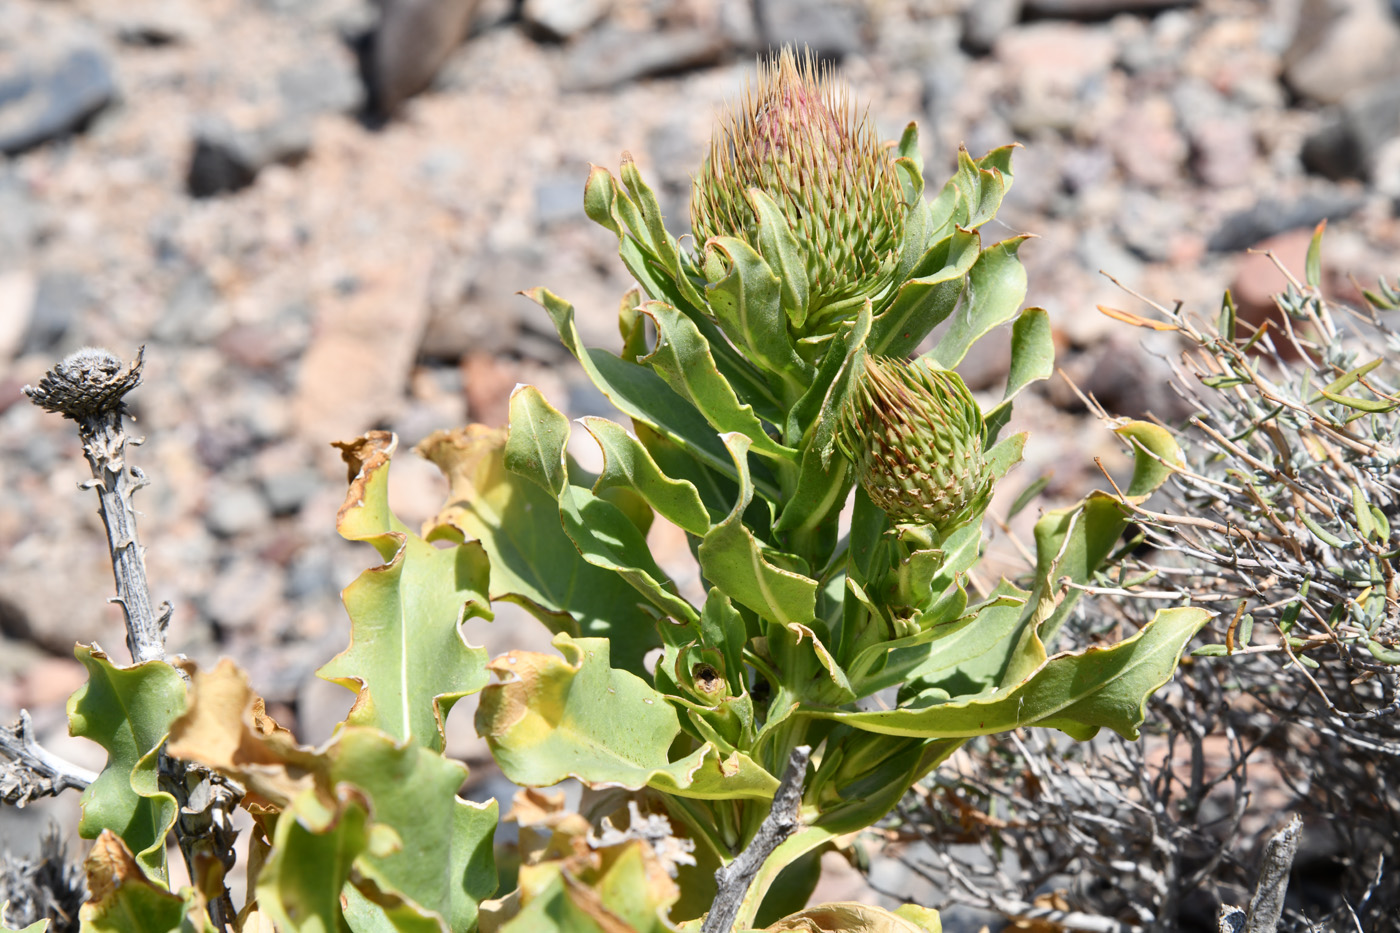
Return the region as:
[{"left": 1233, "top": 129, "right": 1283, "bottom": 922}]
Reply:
[{"left": 166, "top": 659, "right": 328, "bottom": 811}]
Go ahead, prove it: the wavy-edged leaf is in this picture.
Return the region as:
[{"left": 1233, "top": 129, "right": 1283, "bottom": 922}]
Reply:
[
  {"left": 698, "top": 434, "right": 820, "bottom": 629},
  {"left": 582, "top": 416, "right": 712, "bottom": 536},
  {"left": 418, "top": 425, "right": 662, "bottom": 676},
  {"left": 868, "top": 228, "right": 979, "bottom": 359},
  {"left": 79, "top": 831, "right": 207, "bottom": 933},
  {"left": 815, "top": 607, "right": 1209, "bottom": 739},
  {"left": 926, "top": 236, "right": 1029, "bottom": 370},
  {"left": 506, "top": 386, "right": 699, "bottom": 625},
  {"left": 641, "top": 302, "right": 797, "bottom": 462},
  {"left": 765, "top": 902, "right": 941, "bottom": 933},
  {"left": 67, "top": 645, "right": 185, "bottom": 880},
  {"left": 477, "top": 635, "right": 778, "bottom": 800},
  {"left": 330, "top": 729, "right": 498, "bottom": 933},
  {"left": 321, "top": 433, "right": 492, "bottom": 752},
  {"left": 256, "top": 784, "right": 375, "bottom": 933}
]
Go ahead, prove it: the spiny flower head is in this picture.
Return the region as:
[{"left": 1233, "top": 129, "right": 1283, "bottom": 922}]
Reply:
[
  {"left": 691, "top": 48, "right": 907, "bottom": 338},
  {"left": 837, "top": 355, "right": 992, "bottom": 534}
]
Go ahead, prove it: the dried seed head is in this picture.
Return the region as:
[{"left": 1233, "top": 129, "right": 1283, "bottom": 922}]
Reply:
[
  {"left": 837, "top": 355, "right": 992, "bottom": 533},
  {"left": 691, "top": 47, "right": 906, "bottom": 337}
]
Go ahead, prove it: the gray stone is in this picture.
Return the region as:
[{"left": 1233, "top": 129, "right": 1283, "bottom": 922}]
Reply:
[
  {"left": 961, "top": 0, "right": 1021, "bottom": 55},
  {"left": 522, "top": 0, "right": 609, "bottom": 40},
  {"left": 204, "top": 482, "right": 272, "bottom": 538},
  {"left": 759, "top": 0, "right": 864, "bottom": 61},
  {"left": 0, "top": 40, "right": 117, "bottom": 155},
  {"left": 260, "top": 469, "right": 322, "bottom": 517},
  {"left": 20, "top": 272, "right": 87, "bottom": 356},
  {"left": 370, "top": 0, "right": 480, "bottom": 116},
  {"left": 1207, "top": 191, "right": 1366, "bottom": 252},
  {"left": 188, "top": 51, "right": 363, "bottom": 197},
  {"left": 562, "top": 26, "right": 729, "bottom": 91},
  {"left": 1301, "top": 77, "right": 1400, "bottom": 180},
  {"left": 153, "top": 265, "right": 223, "bottom": 342},
  {"left": 1283, "top": 0, "right": 1400, "bottom": 105},
  {"left": 1025, "top": 0, "right": 1195, "bottom": 16},
  {"left": 534, "top": 175, "right": 583, "bottom": 227},
  {"left": 0, "top": 172, "right": 34, "bottom": 270}
]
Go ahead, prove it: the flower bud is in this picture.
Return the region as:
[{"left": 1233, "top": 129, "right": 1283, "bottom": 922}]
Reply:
[
  {"left": 837, "top": 355, "right": 992, "bottom": 534},
  {"left": 691, "top": 47, "right": 906, "bottom": 337}
]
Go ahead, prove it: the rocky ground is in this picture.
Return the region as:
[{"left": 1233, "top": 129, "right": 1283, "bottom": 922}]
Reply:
[{"left": 2, "top": 0, "right": 1400, "bottom": 922}]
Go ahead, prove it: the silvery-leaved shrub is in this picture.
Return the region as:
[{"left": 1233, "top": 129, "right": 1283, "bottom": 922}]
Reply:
[{"left": 17, "top": 47, "right": 1211, "bottom": 933}]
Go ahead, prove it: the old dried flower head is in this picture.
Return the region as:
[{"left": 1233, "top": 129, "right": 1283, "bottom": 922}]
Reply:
[
  {"left": 691, "top": 47, "right": 907, "bottom": 338},
  {"left": 837, "top": 355, "right": 992, "bottom": 534}
]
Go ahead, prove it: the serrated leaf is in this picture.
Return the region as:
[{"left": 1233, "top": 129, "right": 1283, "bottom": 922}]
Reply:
[
  {"left": 816, "top": 607, "right": 1209, "bottom": 740},
  {"left": 640, "top": 302, "right": 797, "bottom": 462},
  {"left": 582, "top": 417, "right": 712, "bottom": 536},
  {"left": 477, "top": 634, "right": 778, "bottom": 800},
  {"left": 867, "top": 228, "right": 979, "bottom": 359},
  {"left": 703, "top": 237, "right": 813, "bottom": 388},
  {"left": 79, "top": 831, "right": 207, "bottom": 933},
  {"left": 925, "top": 236, "right": 1029, "bottom": 370},
  {"left": 67, "top": 645, "right": 186, "bottom": 880},
  {"left": 698, "top": 434, "right": 820, "bottom": 629},
  {"left": 1115, "top": 421, "right": 1184, "bottom": 498},
  {"left": 506, "top": 387, "right": 699, "bottom": 625},
  {"left": 321, "top": 433, "right": 492, "bottom": 752},
  {"left": 418, "top": 425, "right": 663, "bottom": 676}
]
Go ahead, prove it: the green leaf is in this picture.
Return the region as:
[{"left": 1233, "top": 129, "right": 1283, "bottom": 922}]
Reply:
[
  {"left": 67, "top": 645, "right": 186, "bottom": 880},
  {"left": 330, "top": 728, "right": 497, "bottom": 933},
  {"left": 749, "top": 189, "right": 811, "bottom": 330},
  {"left": 1316, "top": 358, "right": 1382, "bottom": 400},
  {"left": 1306, "top": 219, "right": 1325, "bottom": 289},
  {"left": 256, "top": 786, "right": 375, "bottom": 933},
  {"left": 322, "top": 435, "right": 492, "bottom": 752},
  {"left": 419, "top": 426, "right": 663, "bottom": 677},
  {"left": 953, "top": 145, "right": 1011, "bottom": 231},
  {"left": 477, "top": 634, "right": 778, "bottom": 800},
  {"left": 703, "top": 237, "right": 813, "bottom": 387},
  {"left": 641, "top": 302, "right": 797, "bottom": 462},
  {"left": 582, "top": 417, "right": 712, "bottom": 536},
  {"left": 1318, "top": 388, "right": 1399, "bottom": 413},
  {"left": 925, "top": 236, "right": 1029, "bottom": 370},
  {"left": 1025, "top": 493, "right": 1132, "bottom": 654},
  {"left": 868, "top": 229, "right": 979, "bottom": 359},
  {"left": 815, "top": 607, "right": 1210, "bottom": 740},
  {"left": 526, "top": 288, "right": 782, "bottom": 501},
  {"left": 79, "top": 832, "right": 207, "bottom": 933},
  {"left": 985, "top": 431, "right": 1027, "bottom": 482},
  {"left": 1007, "top": 474, "right": 1051, "bottom": 519},
  {"left": 1115, "top": 421, "right": 1184, "bottom": 498},
  {"left": 785, "top": 299, "right": 873, "bottom": 461},
  {"left": 698, "top": 434, "right": 820, "bottom": 629},
  {"left": 984, "top": 306, "right": 1053, "bottom": 435},
  {"left": 1299, "top": 511, "right": 1349, "bottom": 548},
  {"left": 506, "top": 387, "right": 700, "bottom": 625}
]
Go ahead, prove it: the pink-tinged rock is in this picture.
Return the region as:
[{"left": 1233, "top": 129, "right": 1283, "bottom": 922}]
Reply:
[
  {"left": 1229, "top": 228, "right": 1312, "bottom": 354},
  {"left": 1109, "top": 96, "right": 1187, "bottom": 188},
  {"left": 294, "top": 251, "right": 434, "bottom": 443},
  {"left": 994, "top": 23, "right": 1118, "bottom": 98},
  {"left": 1189, "top": 116, "right": 1257, "bottom": 189},
  {"left": 1283, "top": 0, "right": 1400, "bottom": 105}
]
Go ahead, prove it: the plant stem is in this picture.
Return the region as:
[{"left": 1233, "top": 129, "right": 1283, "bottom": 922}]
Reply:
[
  {"left": 24, "top": 348, "right": 166, "bottom": 663},
  {"left": 702, "top": 745, "right": 811, "bottom": 933},
  {"left": 25, "top": 347, "right": 240, "bottom": 931},
  {"left": 0, "top": 710, "right": 100, "bottom": 805}
]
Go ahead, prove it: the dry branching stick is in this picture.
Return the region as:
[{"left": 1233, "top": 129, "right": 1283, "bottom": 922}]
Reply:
[
  {"left": 21, "top": 347, "right": 240, "bottom": 931},
  {"left": 703, "top": 745, "right": 812, "bottom": 933}
]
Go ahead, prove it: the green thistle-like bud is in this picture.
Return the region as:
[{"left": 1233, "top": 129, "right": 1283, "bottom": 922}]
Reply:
[
  {"left": 691, "top": 47, "right": 907, "bottom": 337},
  {"left": 837, "top": 355, "right": 993, "bottom": 534}
]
